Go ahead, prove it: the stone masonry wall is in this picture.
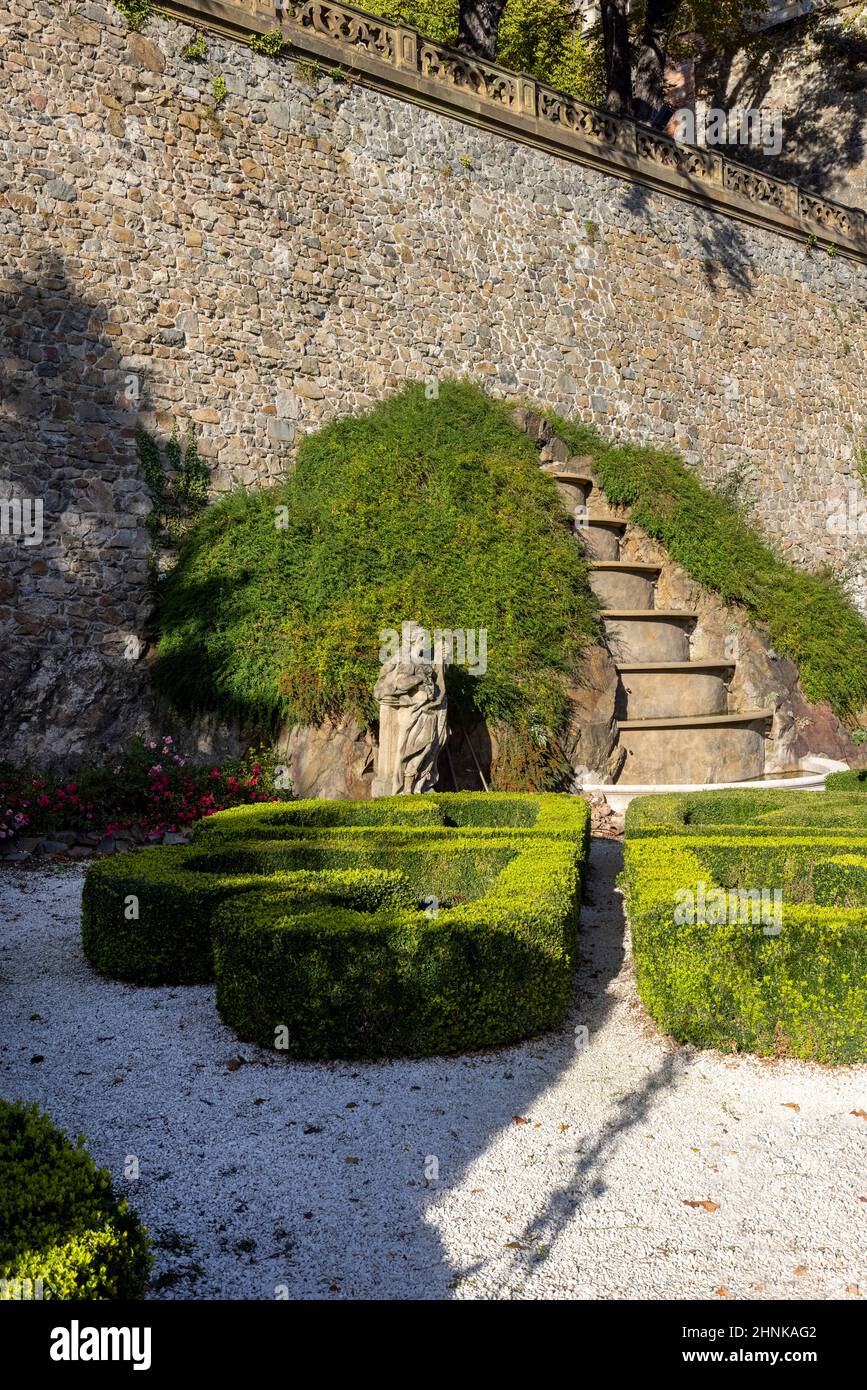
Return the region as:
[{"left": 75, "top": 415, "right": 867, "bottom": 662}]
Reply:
[{"left": 1, "top": 0, "right": 865, "bottom": 764}]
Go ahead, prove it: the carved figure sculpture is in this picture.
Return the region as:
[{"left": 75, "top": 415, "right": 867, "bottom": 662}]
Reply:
[{"left": 372, "top": 624, "right": 448, "bottom": 795}]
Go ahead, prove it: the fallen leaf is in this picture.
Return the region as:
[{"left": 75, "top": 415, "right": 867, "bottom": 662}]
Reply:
[
  {"left": 253, "top": 1098, "right": 266, "bottom": 1106},
  {"left": 559, "top": 1123, "right": 571, "bottom": 1133},
  {"left": 793, "top": 1265, "right": 808, "bottom": 1276},
  {"left": 754, "top": 1284, "right": 765, "bottom": 1293},
  {"left": 783, "top": 1102, "right": 800, "bottom": 1112},
  {"left": 845, "top": 1284, "right": 860, "bottom": 1296},
  {"left": 513, "top": 1116, "right": 530, "bottom": 1126},
  {"left": 345, "top": 1102, "right": 357, "bottom": 1109},
  {"left": 226, "top": 1058, "right": 244, "bottom": 1073},
  {"left": 683, "top": 1200, "right": 720, "bottom": 1212},
  {"left": 471, "top": 1188, "right": 484, "bottom": 1194},
  {"left": 851, "top": 1110, "right": 867, "bottom": 1121},
  {"left": 858, "top": 1197, "right": 867, "bottom": 1204},
  {"left": 714, "top": 1286, "right": 731, "bottom": 1298},
  {"left": 345, "top": 1156, "right": 359, "bottom": 1164},
  {"left": 503, "top": 1240, "right": 526, "bottom": 1249}
]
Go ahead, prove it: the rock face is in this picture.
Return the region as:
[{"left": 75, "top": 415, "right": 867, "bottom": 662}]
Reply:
[{"left": 276, "top": 717, "right": 376, "bottom": 800}]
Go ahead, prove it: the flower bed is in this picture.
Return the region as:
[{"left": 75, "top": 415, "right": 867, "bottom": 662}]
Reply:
[{"left": 0, "top": 736, "right": 281, "bottom": 845}]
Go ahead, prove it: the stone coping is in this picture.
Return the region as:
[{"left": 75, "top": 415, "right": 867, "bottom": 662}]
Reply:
[
  {"left": 617, "top": 709, "right": 774, "bottom": 729},
  {"left": 154, "top": 0, "right": 867, "bottom": 261}
]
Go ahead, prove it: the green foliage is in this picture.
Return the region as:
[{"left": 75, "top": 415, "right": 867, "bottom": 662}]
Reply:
[
  {"left": 363, "top": 0, "right": 603, "bottom": 100},
  {"left": 0, "top": 1100, "right": 151, "bottom": 1299},
  {"left": 211, "top": 73, "right": 228, "bottom": 105},
  {"left": 623, "top": 826, "right": 867, "bottom": 1063},
  {"left": 154, "top": 383, "right": 599, "bottom": 790},
  {"left": 626, "top": 788, "right": 867, "bottom": 836},
  {"left": 826, "top": 768, "right": 867, "bottom": 791},
  {"left": 248, "top": 30, "right": 292, "bottom": 58},
  {"left": 139, "top": 422, "right": 211, "bottom": 548},
  {"left": 181, "top": 32, "right": 207, "bottom": 61},
  {"left": 83, "top": 794, "right": 589, "bottom": 1056},
  {"left": 112, "top": 0, "right": 150, "bottom": 30},
  {"left": 546, "top": 411, "right": 867, "bottom": 724}
]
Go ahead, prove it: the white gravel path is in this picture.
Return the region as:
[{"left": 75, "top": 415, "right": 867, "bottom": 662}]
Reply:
[{"left": 1, "top": 842, "right": 865, "bottom": 1301}]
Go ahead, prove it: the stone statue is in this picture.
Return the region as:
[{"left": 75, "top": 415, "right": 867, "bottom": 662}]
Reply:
[{"left": 372, "top": 623, "right": 448, "bottom": 796}]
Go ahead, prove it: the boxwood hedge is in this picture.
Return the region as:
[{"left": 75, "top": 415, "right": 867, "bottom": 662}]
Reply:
[
  {"left": 825, "top": 768, "right": 867, "bottom": 792},
  {"left": 82, "top": 793, "right": 590, "bottom": 1057},
  {"left": 623, "top": 790, "right": 867, "bottom": 1062},
  {"left": 0, "top": 1099, "right": 151, "bottom": 1300}
]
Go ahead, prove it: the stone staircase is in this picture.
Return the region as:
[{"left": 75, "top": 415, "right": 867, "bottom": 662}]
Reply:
[{"left": 538, "top": 454, "right": 775, "bottom": 785}]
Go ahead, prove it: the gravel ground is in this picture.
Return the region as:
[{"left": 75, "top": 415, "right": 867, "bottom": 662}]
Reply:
[{"left": 1, "top": 841, "right": 865, "bottom": 1302}]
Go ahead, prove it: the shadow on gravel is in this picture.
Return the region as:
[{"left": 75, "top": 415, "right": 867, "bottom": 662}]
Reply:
[{"left": 0, "top": 837, "right": 682, "bottom": 1300}]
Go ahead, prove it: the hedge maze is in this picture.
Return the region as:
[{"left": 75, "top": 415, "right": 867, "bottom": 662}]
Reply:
[
  {"left": 624, "top": 790, "right": 867, "bottom": 1063},
  {"left": 82, "top": 794, "right": 590, "bottom": 1059}
]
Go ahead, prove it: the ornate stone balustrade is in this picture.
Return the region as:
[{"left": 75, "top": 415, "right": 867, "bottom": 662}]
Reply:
[{"left": 157, "top": 0, "right": 867, "bottom": 261}]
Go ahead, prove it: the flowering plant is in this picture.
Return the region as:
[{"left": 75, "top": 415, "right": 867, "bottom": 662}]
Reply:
[{"left": 0, "top": 737, "right": 286, "bottom": 842}]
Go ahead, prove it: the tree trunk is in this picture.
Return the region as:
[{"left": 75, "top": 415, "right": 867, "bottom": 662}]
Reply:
[
  {"left": 633, "top": 0, "right": 680, "bottom": 126},
  {"left": 600, "top": 0, "right": 632, "bottom": 116},
  {"left": 457, "top": 0, "right": 509, "bottom": 62}
]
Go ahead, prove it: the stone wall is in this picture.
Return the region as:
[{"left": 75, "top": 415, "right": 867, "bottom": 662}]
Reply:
[{"left": 1, "top": 0, "right": 865, "bottom": 765}]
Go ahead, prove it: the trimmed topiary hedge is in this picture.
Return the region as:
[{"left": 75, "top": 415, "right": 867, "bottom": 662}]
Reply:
[
  {"left": 82, "top": 793, "right": 590, "bottom": 1057},
  {"left": 190, "top": 791, "right": 586, "bottom": 842},
  {"left": 623, "top": 791, "right": 867, "bottom": 1062},
  {"left": 825, "top": 768, "right": 867, "bottom": 792},
  {"left": 625, "top": 788, "right": 867, "bottom": 838},
  {"left": 0, "top": 1100, "right": 151, "bottom": 1300}
]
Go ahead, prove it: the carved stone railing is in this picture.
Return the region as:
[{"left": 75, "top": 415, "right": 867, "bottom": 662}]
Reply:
[{"left": 155, "top": 0, "right": 867, "bottom": 262}]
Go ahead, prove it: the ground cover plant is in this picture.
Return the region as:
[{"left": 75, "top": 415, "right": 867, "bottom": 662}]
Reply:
[
  {"left": 0, "top": 1099, "right": 151, "bottom": 1300},
  {"left": 623, "top": 789, "right": 867, "bottom": 1062},
  {"left": 153, "top": 383, "right": 600, "bottom": 791},
  {"left": 82, "top": 792, "right": 589, "bottom": 1057}
]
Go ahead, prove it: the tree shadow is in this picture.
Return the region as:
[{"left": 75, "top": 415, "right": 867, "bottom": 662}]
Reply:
[
  {"left": 0, "top": 255, "right": 154, "bottom": 765},
  {"left": 701, "top": 15, "right": 867, "bottom": 204},
  {"left": 619, "top": 176, "right": 757, "bottom": 293}
]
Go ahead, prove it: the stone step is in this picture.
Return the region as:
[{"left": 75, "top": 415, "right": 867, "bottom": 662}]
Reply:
[
  {"left": 616, "top": 661, "right": 736, "bottom": 720},
  {"left": 615, "top": 661, "right": 735, "bottom": 671},
  {"left": 603, "top": 611, "right": 697, "bottom": 661},
  {"left": 577, "top": 514, "right": 627, "bottom": 559},
  {"left": 616, "top": 711, "right": 774, "bottom": 784},
  {"left": 589, "top": 562, "right": 661, "bottom": 573},
  {"left": 617, "top": 710, "right": 773, "bottom": 730},
  {"left": 590, "top": 562, "right": 659, "bottom": 608}
]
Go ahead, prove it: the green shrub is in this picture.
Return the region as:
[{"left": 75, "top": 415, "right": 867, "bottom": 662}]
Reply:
[
  {"left": 546, "top": 410, "right": 867, "bottom": 724},
  {"left": 213, "top": 835, "right": 584, "bottom": 1057},
  {"left": 623, "top": 813, "right": 867, "bottom": 1062},
  {"left": 825, "top": 768, "right": 867, "bottom": 791},
  {"left": 82, "top": 794, "right": 589, "bottom": 1056},
  {"left": 0, "top": 1100, "right": 151, "bottom": 1300},
  {"left": 82, "top": 846, "right": 418, "bottom": 985},
  {"left": 191, "top": 791, "right": 587, "bottom": 841},
  {"left": 625, "top": 789, "right": 867, "bottom": 837},
  {"left": 154, "top": 383, "right": 599, "bottom": 791}
]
